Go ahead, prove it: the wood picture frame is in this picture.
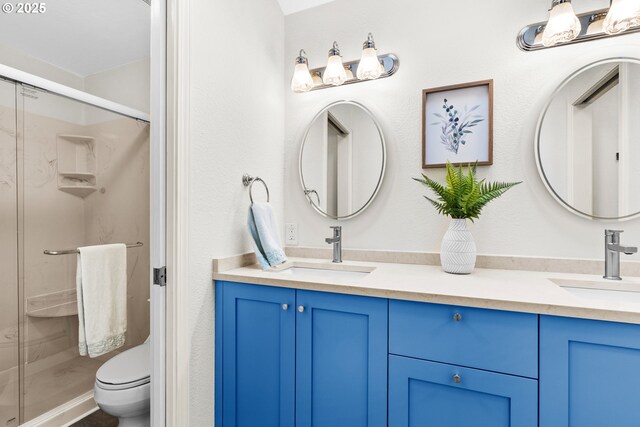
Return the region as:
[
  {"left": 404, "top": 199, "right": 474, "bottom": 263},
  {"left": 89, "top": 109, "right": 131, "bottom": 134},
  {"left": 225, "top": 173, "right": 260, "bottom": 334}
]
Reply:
[{"left": 422, "top": 79, "right": 493, "bottom": 168}]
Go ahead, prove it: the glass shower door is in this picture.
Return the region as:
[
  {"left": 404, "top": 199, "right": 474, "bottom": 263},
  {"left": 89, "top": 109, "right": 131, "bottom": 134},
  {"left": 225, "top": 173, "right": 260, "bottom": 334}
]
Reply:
[
  {"left": 18, "top": 85, "right": 150, "bottom": 423},
  {"left": 0, "top": 78, "right": 19, "bottom": 427}
]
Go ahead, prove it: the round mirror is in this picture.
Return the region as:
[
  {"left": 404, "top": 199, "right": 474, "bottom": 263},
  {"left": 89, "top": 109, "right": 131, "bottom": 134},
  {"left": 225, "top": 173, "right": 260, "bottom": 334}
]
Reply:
[
  {"left": 536, "top": 58, "right": 640, "bottom": 221},
  {"left": 299, "top": 101, "right": 386, "bottom": 220}
]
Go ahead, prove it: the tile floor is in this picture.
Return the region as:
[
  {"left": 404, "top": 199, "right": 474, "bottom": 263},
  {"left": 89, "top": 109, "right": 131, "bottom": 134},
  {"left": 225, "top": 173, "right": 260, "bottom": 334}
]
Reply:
[{"left": 71, "top": 409, "right": 117, "bottom": 426}]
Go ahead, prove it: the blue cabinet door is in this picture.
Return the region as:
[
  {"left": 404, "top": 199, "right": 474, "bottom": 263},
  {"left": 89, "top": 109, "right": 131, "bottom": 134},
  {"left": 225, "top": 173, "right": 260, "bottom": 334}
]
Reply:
[
  {"left": 217, "top": 281, "right": 296, "bottom": 427},
  {"left": 295, "top": 290, "right": 388, "bottom": 427},
  {"left": 540, "top": 315, "right": 640, "bottom": 427},
  {"left": 389, "top": 355, "right": 538, "bottom": 427}
]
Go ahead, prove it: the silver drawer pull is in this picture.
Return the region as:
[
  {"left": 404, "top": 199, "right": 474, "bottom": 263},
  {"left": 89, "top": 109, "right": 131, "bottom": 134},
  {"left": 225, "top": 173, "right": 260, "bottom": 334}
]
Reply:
[
  {"left": 453, "top": 313, "right": 462, "bottom": 322},
  {"left": 282, "top": 304, "right": 289, "bottom": 311},
  {"left": 453, "top": 374, "right": 461, "bottom": 384},
  {"left": 298, "top": 305, "right": 305, "bottom": 313}
]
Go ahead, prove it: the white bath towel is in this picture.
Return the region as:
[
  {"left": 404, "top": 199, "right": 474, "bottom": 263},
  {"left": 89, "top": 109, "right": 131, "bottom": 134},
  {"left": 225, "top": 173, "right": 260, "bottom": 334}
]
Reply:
[
  {"left": 76, "top": 244, "right": 127, "bottom": 358},
  {"left": 247, "top": 202, "right": 287, "bottom": 270}
]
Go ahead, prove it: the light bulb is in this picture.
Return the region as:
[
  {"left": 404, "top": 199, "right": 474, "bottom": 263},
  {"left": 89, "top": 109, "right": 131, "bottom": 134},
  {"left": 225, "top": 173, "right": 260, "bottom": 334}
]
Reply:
[
  {"left": 542, "top": 0, "right": 582, "bottom": 47},
  {"left": 357, "top": 33, "right": 382, "bottom": 80},
  {"left": 290, "top": 50, "right": 313, "bottom": 93},
  {"left": 322, "top": 42, "right": 347, "bottom": 86},
  {"left": 603, "top": 0, "right": 640, "bottom": 34},
  {"left": 587, "top": 12, "right": 607, "bottom": 35},
  {"left": 344, "top": 65, "right": 354, "bottom": 80}
]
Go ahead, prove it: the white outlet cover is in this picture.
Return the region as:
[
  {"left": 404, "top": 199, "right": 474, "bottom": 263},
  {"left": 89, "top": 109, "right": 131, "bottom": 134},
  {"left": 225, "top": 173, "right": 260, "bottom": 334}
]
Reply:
[{"left": 286, "top": 223, "right": 298, "bottom": 246}]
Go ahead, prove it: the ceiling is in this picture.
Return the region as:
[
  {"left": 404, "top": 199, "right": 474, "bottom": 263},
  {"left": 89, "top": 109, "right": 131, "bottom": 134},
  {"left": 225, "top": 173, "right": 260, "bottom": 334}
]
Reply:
[
  {"left": 277, "top": 0, "right": 338, "bottom": 16},
  {"left": 0, "top": 0, "right": 149, "bottom": 77}
]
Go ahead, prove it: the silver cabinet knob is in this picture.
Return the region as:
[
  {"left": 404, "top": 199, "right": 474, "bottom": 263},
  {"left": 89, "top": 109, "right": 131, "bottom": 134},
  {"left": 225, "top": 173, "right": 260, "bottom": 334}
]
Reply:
[
  {"left": 453, "top": 313, "right": 462, "bottom": 321},
  {"left": 298, "top": 306, "right": 305, "bottom": 313},
  {"left": 453, "top": 374, "right": 461, "bottom": 384},
  {"left": 282, "top": 304, "right": 289, "bottom": 311}
]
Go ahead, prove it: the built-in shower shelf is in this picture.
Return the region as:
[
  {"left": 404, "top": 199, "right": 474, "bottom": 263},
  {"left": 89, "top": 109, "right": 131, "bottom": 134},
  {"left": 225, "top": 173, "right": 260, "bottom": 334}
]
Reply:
[
  {"left": 58, "top": 185, "right": 97, "bottom": 198},
  {"left": 58, "top": 172, "right": 96, "bottom": 180},
  {"left": 27, "top": 302, "right": 77, "bottom": 318},
  {"left": 27, "top": 289, "right": 77, "bottom": 318},
  {"left": 56, "top": 134, "right": 97, "bottom": 198}
]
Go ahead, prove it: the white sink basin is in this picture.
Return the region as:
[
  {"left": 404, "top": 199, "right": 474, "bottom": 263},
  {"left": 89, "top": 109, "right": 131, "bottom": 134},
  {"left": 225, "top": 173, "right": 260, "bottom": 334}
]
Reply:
[
  {"left": 551, "top": 278, "right": 640, "bottom": 306},
  {"left": 274, "top": 262, "right": 374, "bottom": 281}
]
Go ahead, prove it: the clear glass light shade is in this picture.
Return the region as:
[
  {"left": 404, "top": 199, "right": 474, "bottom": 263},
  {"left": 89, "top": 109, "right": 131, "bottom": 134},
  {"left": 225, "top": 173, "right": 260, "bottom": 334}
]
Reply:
[
  {"left": 323, "top": 55, "right": 347, "bottom": 86},
  {"left": 542, "top": 2, "right": 582, "bottom": 47},
  {"left": 357, "top": 48, "right": 382, "bottom": 80},
  {"left": 290, "top": 63, "right": 314, "bottom": 93},
  {"left": 603, "top": 0, "right": 640, "bottom": 34}
]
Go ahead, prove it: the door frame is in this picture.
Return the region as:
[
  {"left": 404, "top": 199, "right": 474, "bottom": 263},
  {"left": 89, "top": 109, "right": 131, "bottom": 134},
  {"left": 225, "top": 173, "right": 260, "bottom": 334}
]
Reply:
[{"left": 163, "top": 0, "right": 191, "bottom": 424}]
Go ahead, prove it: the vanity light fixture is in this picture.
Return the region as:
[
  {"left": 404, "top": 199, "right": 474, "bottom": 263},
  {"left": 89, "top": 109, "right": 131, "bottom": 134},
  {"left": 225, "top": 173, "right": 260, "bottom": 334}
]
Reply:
[
  {"left": 290, "top": 35, "right": 399, "bottom": 93},
  {"left": 519, "top": 0, "right": 640, "bottom": 50},
  {"left": 323, "top": 42, "right": 348, "bottom": 86},
  {"left": 603, "top": 0, "right": 640, "bottom": 34},
  {"left": 290, "top": 49, "right": 314, "bottom": 93},
  {"left": 542, "top": 0, "right": 581, "bottom": 47},
  {"left": 357, "top": 33, "right": 382, "bottom": 80}
]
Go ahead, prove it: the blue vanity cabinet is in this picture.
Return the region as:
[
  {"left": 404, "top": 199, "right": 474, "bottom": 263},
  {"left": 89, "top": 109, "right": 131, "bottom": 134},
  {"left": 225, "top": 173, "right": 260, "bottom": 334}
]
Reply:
[
  {"left": 217, "top": 281, "right": 296, "bottom": 427},
  {"left": 216, "top": 282, "right": 388, "bottom": 427},
  {"left": 540, "top": 315, "right": 640, "bottom": 427},
  {"left": 295, "top": 290, "right": 388, "bottom": 427},
  {"left": 389, "top": 355, "right": 538, "bottom": 427}
]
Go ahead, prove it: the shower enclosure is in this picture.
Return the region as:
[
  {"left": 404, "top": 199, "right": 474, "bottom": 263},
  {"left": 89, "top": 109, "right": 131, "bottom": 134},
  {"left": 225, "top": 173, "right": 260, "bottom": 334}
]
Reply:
[{"left": 0, "top": 76, "right": 150, "bottom": 425}]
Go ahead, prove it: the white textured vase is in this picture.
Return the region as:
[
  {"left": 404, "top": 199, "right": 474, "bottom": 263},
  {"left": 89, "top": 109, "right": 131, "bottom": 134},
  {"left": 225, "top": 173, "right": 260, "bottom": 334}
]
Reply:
[{"left": 440, "top": 219, "right": 477, "bottom": 275}]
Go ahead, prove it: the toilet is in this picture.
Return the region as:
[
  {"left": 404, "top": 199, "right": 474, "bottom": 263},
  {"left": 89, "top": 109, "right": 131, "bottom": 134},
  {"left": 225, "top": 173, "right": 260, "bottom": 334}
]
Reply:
[{"left": 94, "top": 342, "right": 150, "bottom": 427}]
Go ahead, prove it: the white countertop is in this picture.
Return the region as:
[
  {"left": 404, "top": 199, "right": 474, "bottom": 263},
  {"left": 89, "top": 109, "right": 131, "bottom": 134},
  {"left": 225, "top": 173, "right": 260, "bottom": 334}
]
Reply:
[{"left": 213, "top": 257, "right": 640, "bottom": 324}]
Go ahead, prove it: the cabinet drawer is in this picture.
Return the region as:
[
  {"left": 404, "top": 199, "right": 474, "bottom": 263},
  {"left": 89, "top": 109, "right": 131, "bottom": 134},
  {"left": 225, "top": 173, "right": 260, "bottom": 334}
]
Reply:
[
  {"left": 389, "top": 355, "right": 538, "bottom": 427},
  {"left": 390, "top": 300, "right": 538, "bottom": 378}
]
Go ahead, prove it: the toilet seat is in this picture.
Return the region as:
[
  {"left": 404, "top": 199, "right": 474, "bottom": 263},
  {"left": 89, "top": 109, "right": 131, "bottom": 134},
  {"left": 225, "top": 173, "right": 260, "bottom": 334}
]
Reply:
[{"left": 96, "top": 342, "right": 150, "bottom": 390}]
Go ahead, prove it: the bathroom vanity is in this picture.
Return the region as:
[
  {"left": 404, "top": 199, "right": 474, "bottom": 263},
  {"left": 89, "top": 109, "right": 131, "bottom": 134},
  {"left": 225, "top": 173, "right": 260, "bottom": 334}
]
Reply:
[{"left": 213, "top": 256, "right": 640, "bottom": 427}]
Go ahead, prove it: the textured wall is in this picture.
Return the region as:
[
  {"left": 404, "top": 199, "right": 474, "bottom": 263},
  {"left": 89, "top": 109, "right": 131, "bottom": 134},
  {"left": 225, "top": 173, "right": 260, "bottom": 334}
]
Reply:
[
  {"left": 284, "top": 0, "right": 640, "bottom": 259},
  {"left": 188, "top": 0, "right": 285, "bottom": 424}
]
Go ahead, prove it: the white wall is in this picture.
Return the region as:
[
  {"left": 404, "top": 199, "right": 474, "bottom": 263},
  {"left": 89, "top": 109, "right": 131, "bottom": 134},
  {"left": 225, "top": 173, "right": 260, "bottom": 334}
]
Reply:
[
  {"left": 0, "top": 43, "right": 84, "bottom": 90},
  {"left": 84, "top": 59, "right": 150, "bottom": 114},
  {"left": 188, "top": 0, "right": 285, "bottom": 424},
  {"left": 284, "top": 0, "right": 640, "bottom": 259}
]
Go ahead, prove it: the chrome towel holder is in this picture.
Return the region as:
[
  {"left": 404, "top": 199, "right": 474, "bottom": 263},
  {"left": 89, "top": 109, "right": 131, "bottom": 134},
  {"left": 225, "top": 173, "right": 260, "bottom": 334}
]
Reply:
[
  {"left": 44, "top": 242, "right": 144, "bottom": 256},
  {"left": 243, "top": 173, "right": 270, "bottom": 204}
]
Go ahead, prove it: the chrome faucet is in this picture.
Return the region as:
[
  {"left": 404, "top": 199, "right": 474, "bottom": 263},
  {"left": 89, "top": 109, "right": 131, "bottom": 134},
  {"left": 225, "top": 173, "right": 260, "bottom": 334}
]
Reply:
[
  {"left": 604, "top": 230, "right": 637, "bottom": 280},
  {"left": 325, "top": 226, "right": 342, "bottom": 263}
]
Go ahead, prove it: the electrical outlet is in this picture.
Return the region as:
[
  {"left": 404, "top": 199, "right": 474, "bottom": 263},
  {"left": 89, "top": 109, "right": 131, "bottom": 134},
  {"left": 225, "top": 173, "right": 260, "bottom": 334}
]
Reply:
[{"left": 285, "top": 223, "right": 298, "bottom": 246}]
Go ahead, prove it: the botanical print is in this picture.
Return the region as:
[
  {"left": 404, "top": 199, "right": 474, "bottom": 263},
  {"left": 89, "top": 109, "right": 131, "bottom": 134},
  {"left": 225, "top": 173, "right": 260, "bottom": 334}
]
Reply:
[
  {"left": 422, "top": 80, "right": 493, "bottom": 168},
  {"left": 432, "top": 99, "right": 484, "bottom": 154}
]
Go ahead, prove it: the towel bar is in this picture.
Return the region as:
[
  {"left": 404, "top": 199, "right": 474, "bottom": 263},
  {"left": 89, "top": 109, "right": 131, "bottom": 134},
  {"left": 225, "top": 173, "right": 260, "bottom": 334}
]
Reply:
[
  {"left": 44, "top": 242, "right": 144, "bottom": 255},
  {"left": 243, "top": 173, "right": 270, "bottom": 204}
]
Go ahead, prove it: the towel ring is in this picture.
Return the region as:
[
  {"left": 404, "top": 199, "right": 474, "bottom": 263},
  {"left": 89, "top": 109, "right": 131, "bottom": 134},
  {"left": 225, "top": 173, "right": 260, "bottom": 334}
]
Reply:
[{"left": 242, "top": 173, "right": 270, "bottom": 204}]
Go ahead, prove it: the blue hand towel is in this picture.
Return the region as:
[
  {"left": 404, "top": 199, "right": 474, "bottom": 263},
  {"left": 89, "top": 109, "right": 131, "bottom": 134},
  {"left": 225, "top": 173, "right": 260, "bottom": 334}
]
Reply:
[{"left": 247, "top": 202, "right": 287, "bottom": 270}]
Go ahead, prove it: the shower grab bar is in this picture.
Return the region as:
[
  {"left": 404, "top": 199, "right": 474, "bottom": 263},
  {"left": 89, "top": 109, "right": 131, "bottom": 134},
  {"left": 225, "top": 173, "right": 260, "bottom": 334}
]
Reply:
[{"left": 44, "top": 242, "right": 144, "bottom": 256}]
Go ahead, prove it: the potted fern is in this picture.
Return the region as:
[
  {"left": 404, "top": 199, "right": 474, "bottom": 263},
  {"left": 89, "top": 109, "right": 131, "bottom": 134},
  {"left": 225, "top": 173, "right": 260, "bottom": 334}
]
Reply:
[{"left": 414, "top": 162, "right": 521, "bottom": 274}]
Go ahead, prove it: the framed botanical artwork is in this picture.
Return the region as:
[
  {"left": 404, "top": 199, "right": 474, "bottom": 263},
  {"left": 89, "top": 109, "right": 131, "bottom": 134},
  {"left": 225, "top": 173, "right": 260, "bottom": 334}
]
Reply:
[{"left": 422, "top": 79, "right": 493, "bottom": 168}]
